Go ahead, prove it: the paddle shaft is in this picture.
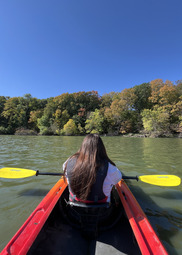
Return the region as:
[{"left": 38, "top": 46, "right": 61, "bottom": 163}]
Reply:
[
  {"left": 36, "top": 171, "right": 64, "bottom": 176},
  {"left": 122, "top": 176, "right": 139, "bottom": 181}
]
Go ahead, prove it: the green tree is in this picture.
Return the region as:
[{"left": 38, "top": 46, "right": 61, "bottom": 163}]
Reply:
[
  {"left": 105, "top": 88, "right": 138, "bottom": 134},
  {"left": 85, "top": 109, "right": 105, "bottom": 134},
  {"left": 133, "top": 83, "right": 152, "bottom": 112},
  {"left": 62, "top": 119, "right": 78, "bottom": 135},
  {"left": 54, "top": 91, "right": 101, "bottom": 117},
  {"left": 29, "top": 110, "right": 43, "bottom": 131},
  {"left": 2, "top": 97, "right": 20, "bottom": 132},
  {"left": 54, "top": 109, "right": 70, "bottom": 129},
  {"left": 0, "top": 96, "right": 8, "bottom": 129},
  {"left": 170, "top": 97, "right": 182, "bottom": 133},
  {"left": 37, "top": 98, "right": 58, "bottom": 135},
  {"left": 141, "top": 106, "right": 170, "bottom": 134}
]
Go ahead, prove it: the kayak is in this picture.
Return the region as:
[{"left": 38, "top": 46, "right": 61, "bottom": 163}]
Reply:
[{"left": 0, "top": 178, "right": 168, "bottom": 255}]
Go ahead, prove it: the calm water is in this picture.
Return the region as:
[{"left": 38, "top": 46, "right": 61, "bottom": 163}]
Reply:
[{"left": 0, "top": 135, "right": 182, "bottom": 254}]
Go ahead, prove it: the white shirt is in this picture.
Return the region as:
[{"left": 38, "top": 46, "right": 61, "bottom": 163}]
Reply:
[
  {"left": 63, "top": 160, "right": 122, "bottom": 202},
  {"left": 102, "top": 163, "right": 122, "bottom": 201}
]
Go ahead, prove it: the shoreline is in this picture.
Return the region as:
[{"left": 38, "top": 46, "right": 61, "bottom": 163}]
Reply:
[{"left": 1, "top": 130, "right": 182, "bottom": 138}]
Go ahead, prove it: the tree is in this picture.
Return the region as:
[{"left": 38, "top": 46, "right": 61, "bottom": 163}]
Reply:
[
  {"left": 176, "top": 80, "right": 182, "bottom": 98},
  {"left": 85, "top": 109, "right": 105, "bottom": 134},
  {"left": 0, "top": 96, "right": 8, "bottom": 128},
  {"left": 141, "top": 106, "right": 170, "bottom": 134},
  {"left": 159, "top": 82, "right": 178, "bottom": 105},
  {"left": 62, "top": 119, "right": 78, "bottom": 135},
  {"left": 54, "top": 91, "right": 101, "bottom": 117},
  {"left": 37, "top": 98, "right": 58, "bottom": 135},
  {"left": 133, "top": 83, "right": 152, "bottom": 112},
  {"left": 54, "top": 109, "right": 70, "bottom": 129},
  {"left": 149, "top": 79, "right": 164, "bottom": 104},
  {"left": 37, "top": 115, "right": 52, "bottom": 135},
  {"left": 101, "top": 92, "right": 120, "bottom": 108},
  {"left": 170, "top": 97, "right": 182, "bottom": 133},
  {"left": 149, "top": 79, "right": 179, "bottom": 106},
  {"left": 119, "top": 88, "right": 137, "bottom": 111},
  {"left": 28, "top": 110, "right": 43, "bottom": 131},
  {"left": 105, "top": 88, "right": 138, "bottom": 134},
  {"left": 2, "top": 97, "right": 20, "bottom": 131}
]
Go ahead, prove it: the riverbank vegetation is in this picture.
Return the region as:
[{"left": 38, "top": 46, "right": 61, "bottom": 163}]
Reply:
[{"left": 0, "top": 79, "right": 182, "bottom": 137}]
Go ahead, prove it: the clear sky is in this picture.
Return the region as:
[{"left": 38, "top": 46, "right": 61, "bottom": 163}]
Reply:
[{"left": 0, "top": 0, "right": 182, "bottom": 99}]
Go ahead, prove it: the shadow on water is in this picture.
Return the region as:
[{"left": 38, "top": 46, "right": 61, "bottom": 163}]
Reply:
[
  {"left": 127, "top": 182, "right": 181, "bottom": 255},
  {"left": 149, "top": 190, "right": 182, "bottom": 200},
  {"left": 19, "top": 189, "right": 50, "bottom": 197}
]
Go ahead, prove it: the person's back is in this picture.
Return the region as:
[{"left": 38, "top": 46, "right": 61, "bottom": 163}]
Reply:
[{"left": 63, "top": 134, "right": 122, "bottom": 203}]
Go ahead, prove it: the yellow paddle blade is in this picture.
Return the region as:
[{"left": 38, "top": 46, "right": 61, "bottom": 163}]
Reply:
[
  {"left": 0, "top": 168, "right": 36, "bottom": 179},
  {"left": 138, "top": 175, "right": 181, "bottom": 186}
]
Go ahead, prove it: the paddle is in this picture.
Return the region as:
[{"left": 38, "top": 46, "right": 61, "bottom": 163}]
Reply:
[{"left": 0, "top": 167, "right": 181, "bottom": 186}]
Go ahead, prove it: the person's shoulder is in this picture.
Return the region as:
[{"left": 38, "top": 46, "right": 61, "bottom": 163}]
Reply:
[
  {"left": 107, "top": 162, "right": 120, "bottom": 175},
  {"left": 107, "top": 162, "right": 122, "bottom": 182},
  {"left": 108, "top": 162, "right": 117, "bottom": 171}
]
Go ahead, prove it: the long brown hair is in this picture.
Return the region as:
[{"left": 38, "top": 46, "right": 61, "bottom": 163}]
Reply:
[{"left": 64, "top": 134, "right": 115, "bottom": 201}]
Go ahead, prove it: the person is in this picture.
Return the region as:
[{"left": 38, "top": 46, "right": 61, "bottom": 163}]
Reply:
[{"left": 63, "top": 134, "right": 122, "bottom": 204}]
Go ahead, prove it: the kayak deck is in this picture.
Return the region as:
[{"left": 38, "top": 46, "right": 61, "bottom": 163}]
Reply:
[{"left": 27, "top": 186, "right": 141, "bottom": 255}]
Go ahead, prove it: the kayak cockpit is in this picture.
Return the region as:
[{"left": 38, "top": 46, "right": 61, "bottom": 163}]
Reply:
[{"left": 27, "top": 186, "right": 141, "bottom": 255}]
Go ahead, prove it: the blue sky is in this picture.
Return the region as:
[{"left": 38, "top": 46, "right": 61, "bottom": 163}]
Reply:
[{"left": 0, "top": 0, "right": 182, "bottom": 99}]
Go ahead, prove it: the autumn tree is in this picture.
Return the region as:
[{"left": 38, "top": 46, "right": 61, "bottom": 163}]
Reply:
[
  {"left": 101, "top": 92, "right": 120, "bottom": 108},
  {"left": 149, "top": 79, "right": 179, "bottom": 106},
  {"left": 104, "top": 88, "right": 138, "bottom": 134},
  {"left": 149, "top": 79, "right": 164, "bottom": 104},
  {"left": 159, "top": 82, "right": 179, "bottom": 106}
]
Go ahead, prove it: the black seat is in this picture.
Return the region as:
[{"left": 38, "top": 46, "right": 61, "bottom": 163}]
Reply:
[
  {"left": 59, "top": 187, "right": 122, "bottom": 239},
  {"left": 65, "top": 201, "right": 113, "bottom": 239}
]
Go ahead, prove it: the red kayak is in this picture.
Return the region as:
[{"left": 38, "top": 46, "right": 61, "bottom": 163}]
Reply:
[{"left": 0, "top": 178, "right": 168, "bottom": 255}]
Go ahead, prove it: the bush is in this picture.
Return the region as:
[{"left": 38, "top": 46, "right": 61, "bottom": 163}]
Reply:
[
  {"left": 15, "top": 128, "right": 38, "bottom": 136},
  {"left": 39, "top": 127, "right": 54, "bottom": 135},
  {"left": 0, "top": 126, "right": 12, "bottom": 134}
]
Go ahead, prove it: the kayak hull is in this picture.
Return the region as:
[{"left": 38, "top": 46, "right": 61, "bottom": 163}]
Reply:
[{"left": 0, "top": 178, "right": 168, "bottom": 255}]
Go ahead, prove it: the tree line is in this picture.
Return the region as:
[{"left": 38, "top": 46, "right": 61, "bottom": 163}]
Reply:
[{"left": 0, "top": 79, "right": 182, "bottom": 137}]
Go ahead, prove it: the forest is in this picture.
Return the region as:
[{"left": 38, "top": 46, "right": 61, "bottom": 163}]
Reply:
[{"left": 0, "top": 79, "right": 182, "bottom": 137}]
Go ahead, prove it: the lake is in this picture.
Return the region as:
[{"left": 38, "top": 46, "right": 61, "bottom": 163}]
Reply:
[{"left": 0, "top": 135, "right": 182, "bottom": 254}]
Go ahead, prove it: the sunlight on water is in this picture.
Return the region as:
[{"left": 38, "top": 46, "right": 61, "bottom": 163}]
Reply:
[{"left": 0, "top": 136, "right": 182, "bottom": 254}]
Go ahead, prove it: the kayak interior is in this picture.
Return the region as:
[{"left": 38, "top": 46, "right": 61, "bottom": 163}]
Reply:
[{"left": 27, "top": 186, "right": 141, "bottom": 255}]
